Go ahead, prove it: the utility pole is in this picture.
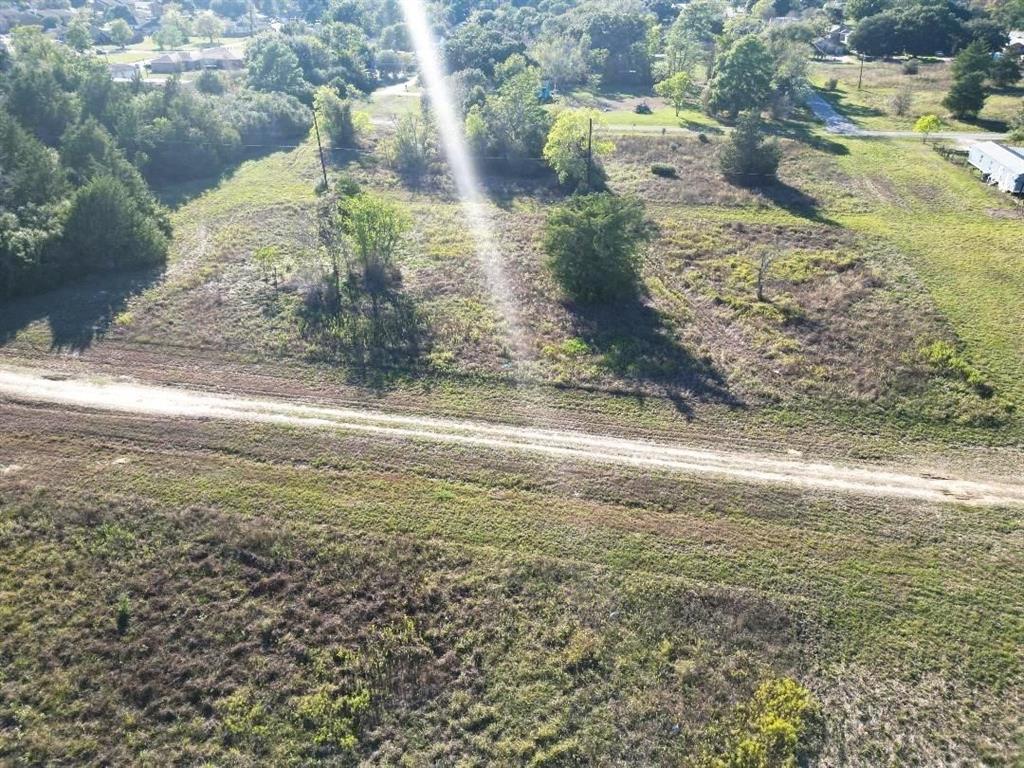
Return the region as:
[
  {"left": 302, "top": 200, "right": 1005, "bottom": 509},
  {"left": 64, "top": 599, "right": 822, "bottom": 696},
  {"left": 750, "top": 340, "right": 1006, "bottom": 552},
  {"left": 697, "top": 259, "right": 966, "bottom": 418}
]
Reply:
[
  {"left": 586, "top": 117, "right": 593, "bottom": 188},
  {"left": 312, "top": 110, "right": 329, "bottom": 190},
  {"left": 857, "top": 54, "right": 865, "bottom": 91}
]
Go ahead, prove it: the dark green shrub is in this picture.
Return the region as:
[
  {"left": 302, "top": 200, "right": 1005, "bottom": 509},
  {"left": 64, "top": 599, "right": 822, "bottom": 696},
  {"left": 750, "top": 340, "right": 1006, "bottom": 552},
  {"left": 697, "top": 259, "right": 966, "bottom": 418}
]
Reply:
[
  {"left": 719, "top": 112, "right": 781, "bottom": 186},
  {"left": 543, "top": 193, "right": 652, "bottom": 304},
  {"left": 650, "top": 163, "right": 676, "bottom": 177}
]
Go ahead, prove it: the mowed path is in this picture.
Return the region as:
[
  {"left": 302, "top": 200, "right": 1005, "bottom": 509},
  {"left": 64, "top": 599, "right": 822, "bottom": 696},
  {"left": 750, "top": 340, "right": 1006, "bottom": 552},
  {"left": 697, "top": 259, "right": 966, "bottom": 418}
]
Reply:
[{"left": 2, "top": 366, "right": 1022, "bottom": 507}]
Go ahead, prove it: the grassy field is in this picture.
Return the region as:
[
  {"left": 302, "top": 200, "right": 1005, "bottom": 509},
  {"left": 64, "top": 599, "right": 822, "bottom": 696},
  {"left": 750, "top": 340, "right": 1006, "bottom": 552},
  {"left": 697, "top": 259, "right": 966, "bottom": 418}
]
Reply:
[
  {"left": 2, "top": 82, "right": 1023, "bottom": 764},
  {"left": 103, "top": 33, "right": 252, "bottom": 64},
  {"left": 1, "top": 403, "right": 1021, "bottom": 764},
  {"left": 2, "top": 100, "right": 1022, "bottom": 444},
  {"left": 809, "top": 58, "right": 1024, "bottom": 132}
]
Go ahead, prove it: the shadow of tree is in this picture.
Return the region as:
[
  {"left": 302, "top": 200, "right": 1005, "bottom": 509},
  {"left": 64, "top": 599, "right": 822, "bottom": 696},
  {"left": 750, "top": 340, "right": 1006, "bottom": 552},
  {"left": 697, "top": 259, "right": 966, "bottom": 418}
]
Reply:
[
  {"left": 758, "top": 180, "right": 838, "bottom": 225},
  {"left": 772, "top": 119, "right": 850, "bottom": 156},
  {"left": 300, "top": 277, "right": 431, "bottom": 390},
  {"left": 153, "top": 146, "right": 295, "bottom": 209},
  {"left": 0, "top": 266, "right": 164, "bottom": 352},
  {"left": 569, "top": 298, "right": 741, "bottom": 418}
]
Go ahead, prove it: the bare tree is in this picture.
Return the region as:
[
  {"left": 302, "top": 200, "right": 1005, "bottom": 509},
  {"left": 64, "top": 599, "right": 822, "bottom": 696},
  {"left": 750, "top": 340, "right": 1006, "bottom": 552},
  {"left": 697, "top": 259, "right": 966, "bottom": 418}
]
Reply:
[{"left": 756, "top": 249, "right": 777, "bottom": 302}]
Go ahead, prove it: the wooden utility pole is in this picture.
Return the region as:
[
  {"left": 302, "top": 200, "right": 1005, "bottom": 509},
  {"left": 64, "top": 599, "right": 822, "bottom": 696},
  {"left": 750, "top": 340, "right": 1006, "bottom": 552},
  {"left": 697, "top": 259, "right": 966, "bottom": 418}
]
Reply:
[
  {"left": 312, "top": 110, "right": 329, "bottom": 190},
  {"left": 857, "top": 54, "right": 865, "bottom": 90}
]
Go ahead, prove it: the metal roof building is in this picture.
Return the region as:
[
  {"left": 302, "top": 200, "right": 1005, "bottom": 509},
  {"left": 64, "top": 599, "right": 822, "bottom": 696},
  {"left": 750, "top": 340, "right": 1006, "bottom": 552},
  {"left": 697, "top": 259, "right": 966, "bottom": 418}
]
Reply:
[{"left": 968, "top": 142, "right": 1024, "bottom": 194}]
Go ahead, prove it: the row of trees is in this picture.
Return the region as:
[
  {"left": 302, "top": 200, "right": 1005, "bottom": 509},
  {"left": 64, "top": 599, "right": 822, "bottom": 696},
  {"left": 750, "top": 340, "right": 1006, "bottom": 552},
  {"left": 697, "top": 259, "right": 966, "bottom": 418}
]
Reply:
[
  {"left": 0, "top": 22, "right": 323, "bottom": 299},
  {"left": 848, "top": 0, "right": 1016, "bottom": 58}
]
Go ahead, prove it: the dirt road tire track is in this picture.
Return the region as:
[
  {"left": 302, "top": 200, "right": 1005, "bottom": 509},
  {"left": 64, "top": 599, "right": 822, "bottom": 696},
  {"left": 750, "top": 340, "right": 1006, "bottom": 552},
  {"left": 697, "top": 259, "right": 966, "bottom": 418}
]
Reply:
[{"left": 2, "top": 366, "right": 1022, "bottom": 506}]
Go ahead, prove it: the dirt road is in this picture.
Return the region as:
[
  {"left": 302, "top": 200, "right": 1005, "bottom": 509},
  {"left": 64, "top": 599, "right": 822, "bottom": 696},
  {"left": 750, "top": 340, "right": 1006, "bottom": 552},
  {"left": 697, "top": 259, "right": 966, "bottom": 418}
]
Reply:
[{"left": 2, "top": 366, "right": 1022, "bottom": 506}]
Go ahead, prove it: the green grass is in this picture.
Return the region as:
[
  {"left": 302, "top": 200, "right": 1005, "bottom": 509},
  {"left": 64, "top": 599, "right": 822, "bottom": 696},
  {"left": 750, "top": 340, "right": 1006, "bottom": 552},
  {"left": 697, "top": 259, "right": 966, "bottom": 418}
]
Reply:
[
  {"left": 0, "top": 410, "right": 1021, "bottom": 765},
  {"left": 809, "top": 58, "right": 1023, "bottom": 132},
  {"left": 827, "top": 137, "right": 1024, "bottom": 407}
]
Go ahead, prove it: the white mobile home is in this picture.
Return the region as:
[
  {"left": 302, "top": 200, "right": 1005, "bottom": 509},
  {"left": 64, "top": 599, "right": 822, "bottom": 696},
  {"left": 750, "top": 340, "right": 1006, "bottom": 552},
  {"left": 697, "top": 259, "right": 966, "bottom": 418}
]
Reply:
[{"left": 968, "top": 142, "right": 1024, "bottom": 195}]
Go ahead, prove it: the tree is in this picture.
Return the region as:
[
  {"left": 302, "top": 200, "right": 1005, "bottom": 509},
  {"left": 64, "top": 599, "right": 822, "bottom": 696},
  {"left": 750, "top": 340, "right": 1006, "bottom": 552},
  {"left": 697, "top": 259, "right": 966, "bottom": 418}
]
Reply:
[
  {"left": 654, "top": 71, "right": 693, "bottom": 116},
  {"left": 465, "top": 70, "right": 551, "bottom": 167},
  {"left": 1010, "top": 103, "right": 1024, "bottom": 142},
  {"left": 664, "top": 0, "right": 723, "bottom": 76},
  {"left": 719, "top": 112, "right": 781, "bottom": 186},
  {"left": 543, "top": 109, "right": 613, "bottom": 191},
  {"left": 246, "top": 33, "right": 306, "bottom": 96},
  {"left": 342, "top": 193, "right": 409, "bottom": 286},
  {"left": 568, "top": 0, "right": 654, "bottom": 85},
  {"left": 60, "top": 175, "right": 168, "bottom": 278},
  {"left": 108, "top": 18, "right": 132, "bottom": 49},
  {"left": 315, "top": 86, "right": 361, "bottom": 147},
  {"left": 530, "top": 35, "right": 590, "bottom": 93},
  {"left": 942, "top": 71, "right": 986, "bottom": 118},
  {"left": 195, "top": 11, "right": 224, "bottom": 44},
  {"left": 385, "top": 111, "right": 435, "bottom": 181},
  {"left": 951, "top": 39, "right": 991, "bottom": 81},
  {"left": 543, "top": 193, "right": 652, "bottom": 304},
  {"left": 756, "top": 249, "right": 777, "bottom": 302},
  {"left": 706, "top": 35, "right": 774, "bottom": 118},
  {"left": 154, "top": 5, "right": 190, "bottom": 49},
  {"left": 991, "top": 56, "right": 1021, "bottom": 88},
  {"left": 845, "top": 0, "right": 891, "bottom": 22},
  {"left": 196, "top": 68, "right": 225, "bottom": 93},
  {"left": 66, "top": 11, "right": 93, "bottom": 52},
  {"left": 913, "top": 113, "right": 942, "bottom": 142}
]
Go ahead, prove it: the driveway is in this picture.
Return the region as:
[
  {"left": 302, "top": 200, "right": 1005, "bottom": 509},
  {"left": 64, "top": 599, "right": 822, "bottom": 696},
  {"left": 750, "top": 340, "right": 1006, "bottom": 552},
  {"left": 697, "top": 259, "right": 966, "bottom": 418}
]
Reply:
[{"left": 805, "top": 91, "right": 1007, "bottom": 144}]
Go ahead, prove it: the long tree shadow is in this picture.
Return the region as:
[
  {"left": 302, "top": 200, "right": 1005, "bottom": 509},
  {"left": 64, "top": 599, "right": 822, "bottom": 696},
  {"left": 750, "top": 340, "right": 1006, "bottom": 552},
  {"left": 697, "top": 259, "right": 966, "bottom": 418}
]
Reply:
[
  {"left": 758, "top": 180, "right": 837, "bottom": 225},
  {"left": 0, "top": 266, "right": 164, "bottom": 352},
  {"left": 569, "top": 298, "right": 741, "bottom": 418},
  {"left": 772, "top": 119, "right": 850, "bottom": 156},
  {"left": 299, "top": 277, "right": 431, "bottom": 390}
]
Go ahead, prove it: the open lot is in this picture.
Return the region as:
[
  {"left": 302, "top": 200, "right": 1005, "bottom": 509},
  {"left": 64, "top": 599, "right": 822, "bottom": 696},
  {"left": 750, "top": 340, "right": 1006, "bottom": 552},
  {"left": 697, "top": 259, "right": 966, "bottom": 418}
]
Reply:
[
  {"left": 1, "top": 83, "right": 1023, "bottom": 764},
  {"left": 809, "top": 57, "right": 1024, "bottom": 132}
]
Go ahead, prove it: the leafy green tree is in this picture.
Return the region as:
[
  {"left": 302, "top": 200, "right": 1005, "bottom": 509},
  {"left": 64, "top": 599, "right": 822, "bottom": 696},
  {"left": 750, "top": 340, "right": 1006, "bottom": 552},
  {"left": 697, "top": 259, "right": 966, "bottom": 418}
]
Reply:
[
  {"left": 66, "top": 12, "right": 93, "bottom": 52},
  {"left": 913, "top": 113, "right": 942, "bottom": 142},
  {"left": 530, "top": 36, "right": 590, "bottom": 92},
  {"left": 60, "top": 175, "right": 168, "bottom": 278},
  {"left": 951, "top": 39, "right": 992, "bottom": 81},
  {"left": 108, "top": 18, "right": 132, "bottom": 49},
  {"left": 342, "top": 193, "right": 409, "bottom": 285},
  {"left": 991, "top": 55, "right": 1021, "bottom": 88},
  {"left": 385, "top": 111, "right": 435, "bottom": 181},
  {"left": 654, "top": 71, "right": 693, "bottom": 116},
  {"left": 196, "top": 68, "right": 225, "bottom": 94},
  {"left": 567, "top": 1, "right": 654, "bottom": 85},
  {"left": 466, "top": 70, "right": 551, "bottom": 167},
  {"left": 315, "top": 85, "right": 363, "bottom": 146},
  {"left": 706, "top": 35, "right": 774, "bottom": 118},
  {"left": 444, "top": 22, "right": 524, "bottom": 79},
  {"left": 246, "top": 33, "right": 306, "bottom": 96},
  {"left": 195, "top": 11, "right": 224, "bottom": 44},
  {"left": 844, "top": 0, "right": 891, "bottom": 22},
  {"left": 0, "top": 108, "right": 67, "bottom": 210},
  {"left": 154, "top": 4, "right": 190, "bottom": 49},
  {"left": 543, "top": 109, "right": 613, "bottom": 191},
  {"left": 544, "top": 193, "right": 651, "bottom": 304},
  {"left": 942, "top": 71, "right": 986, "bottom": 118},
  {"left": 664, "top": 0, "right": 724, "bottom": 76},
  {"left": 719, "top": 112, "right": 781, "bottom": 186}
]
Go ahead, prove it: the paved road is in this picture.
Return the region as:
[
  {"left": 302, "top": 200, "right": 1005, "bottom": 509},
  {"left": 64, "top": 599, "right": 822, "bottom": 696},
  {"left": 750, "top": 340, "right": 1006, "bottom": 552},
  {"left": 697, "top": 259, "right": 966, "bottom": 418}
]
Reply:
[
  {"left": 805, "top": 91, "right": 1007, "bottom": 143},
  {"left": 2, "top": 366, "right": 1022, "bottom": 506}
]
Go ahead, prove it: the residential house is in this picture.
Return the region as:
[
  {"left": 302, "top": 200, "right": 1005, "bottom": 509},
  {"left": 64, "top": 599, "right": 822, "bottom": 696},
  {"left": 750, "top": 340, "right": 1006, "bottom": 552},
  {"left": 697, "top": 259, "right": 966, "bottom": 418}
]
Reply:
[{"left": 198, "top": 45, "right": 243, "bottom": 69}]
